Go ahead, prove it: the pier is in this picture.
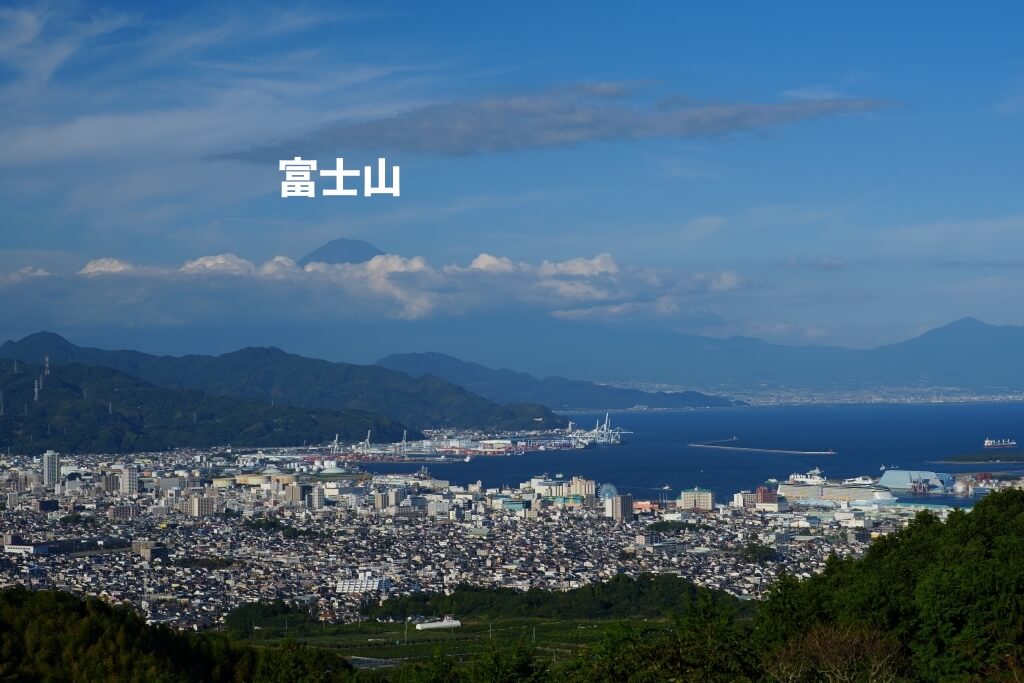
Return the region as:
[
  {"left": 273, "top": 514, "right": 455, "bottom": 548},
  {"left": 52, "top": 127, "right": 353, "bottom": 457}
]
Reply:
[{"left": 689, "top": 437, "right": 835, "bottom": 456}]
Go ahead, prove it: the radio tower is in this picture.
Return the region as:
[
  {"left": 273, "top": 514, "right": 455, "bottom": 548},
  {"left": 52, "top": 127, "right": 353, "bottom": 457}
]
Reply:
[
  {"left": 33, "top": 379, "right": 40, "bottom": 402},
  {"left": 44, "top": 355, "right": 50, "bottom": 376}
]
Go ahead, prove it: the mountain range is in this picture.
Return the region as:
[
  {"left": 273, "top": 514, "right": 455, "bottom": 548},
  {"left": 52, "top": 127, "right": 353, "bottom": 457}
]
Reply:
[
  {"left": 0, "top": 361, "right": 412, "bottom": 454},
  {"left": 409, "top": 316, "right": 1023, "bottom": 392},
  {"left": 0, "top": 333, "right": 565, "bottom": 432},
  {"left": 377, "top": 352, "right": 743, "bottom": 410},
  {"left": 593, "top": 316, "right": 1024, "bottom": 391},
  {"left": 3, "top": 315, "right": 1019, "bottom": 455}
]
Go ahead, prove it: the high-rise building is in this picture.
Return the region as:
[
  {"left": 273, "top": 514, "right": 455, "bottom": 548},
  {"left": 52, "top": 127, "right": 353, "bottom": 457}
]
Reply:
[
  {"left": 42, "top": 450, "right": 60, "bottom": 487},
  {"left": 678, "top": 487, "right": 715, "bottom": 511},
  {"left": 284, "top": 483, "right": 308, "bottom": 505},
  {"left": 610, "top": 494, "right": 635, "bottom": 523},
  {"left": 102, "top": 473, "right": 120, "bottom": 493},
  {"left": 387, "top": 487, "right": 407, "bottom": 507},
  {"left": 189, "top": 496, "right": 216, "bottom": 517},
  {"left": 120, "top": 466, "right": 139, "bottom": 496},
  {"left": 308, "top": 486, "right": 326, "bottom": 510},
  {"left": 731, "top": 490, "right": 757, "bottom": 508},
  {"left": 568, "top": 476, "right": 596, "bottom": 498}
]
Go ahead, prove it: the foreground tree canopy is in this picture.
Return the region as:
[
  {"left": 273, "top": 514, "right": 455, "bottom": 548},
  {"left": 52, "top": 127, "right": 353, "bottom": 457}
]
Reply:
[{"left": 0, "top": 588, "right": 353, "bottom": 682}]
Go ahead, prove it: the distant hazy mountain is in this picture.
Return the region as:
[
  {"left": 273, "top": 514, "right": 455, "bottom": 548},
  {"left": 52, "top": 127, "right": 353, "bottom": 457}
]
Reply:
[
  {"left": 376, "top": 352, "right": 743, "bottom": 410},
  {"left": 0, "top": 333, "right": 565, "bottom": 431},
  {"left": 381, "top": 318, "right": 1024, "bottom": 393},
  {"left": 297, "top": 238, "right": 384, "bottom": 266},
  {"left": 0, "top": 361, "right": 414, "bottom": 454},
  {"left": 572, "top": 317, "right": 1024, "bottom": 391}
]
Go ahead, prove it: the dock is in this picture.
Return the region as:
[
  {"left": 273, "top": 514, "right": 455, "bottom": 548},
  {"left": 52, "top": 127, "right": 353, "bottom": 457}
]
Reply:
[{"left": 689, "top": 438, "right": 836, "bottom": 456}]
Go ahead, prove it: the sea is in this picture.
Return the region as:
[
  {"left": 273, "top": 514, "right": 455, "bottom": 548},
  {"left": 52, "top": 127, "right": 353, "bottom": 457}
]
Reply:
[{"left": 361, "top": 402, "right": 1024, "bottom": 508}]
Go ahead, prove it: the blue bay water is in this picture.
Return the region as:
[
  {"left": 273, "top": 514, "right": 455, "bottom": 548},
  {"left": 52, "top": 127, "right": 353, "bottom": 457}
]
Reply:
[{"left": 362, "top": 403, "right": 1024, "bottom": 504}]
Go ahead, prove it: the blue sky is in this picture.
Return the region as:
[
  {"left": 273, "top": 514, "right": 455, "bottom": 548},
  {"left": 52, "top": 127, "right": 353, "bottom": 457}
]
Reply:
[{"left": 2, "top": 1, "right": 1024, "bottom": 371}]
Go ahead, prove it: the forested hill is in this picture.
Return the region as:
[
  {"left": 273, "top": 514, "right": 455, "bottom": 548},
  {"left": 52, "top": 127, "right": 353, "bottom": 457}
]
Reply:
[
  {"left": 0, "top": 587, "right": 353, "bottom": 682},
  {"left": 0, "top": 361, "right": 415, "bottom": 454},
  {"left": 751, "top": 487, "right": 1024, "bottom": 681},
  {"left": 377, "top": 351, "right": 743, "bottom": 410},
  {"left": 0, "top": 332, "right": 566, "bottom": 431},
  {"left": 364, "top": 573, "right": 749, "bottom": 621}
]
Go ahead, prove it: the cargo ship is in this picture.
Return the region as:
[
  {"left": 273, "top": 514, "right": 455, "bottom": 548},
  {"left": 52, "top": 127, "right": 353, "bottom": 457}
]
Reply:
[{"left": 983, "top": 438, "right": 1017, "bottom": 449}]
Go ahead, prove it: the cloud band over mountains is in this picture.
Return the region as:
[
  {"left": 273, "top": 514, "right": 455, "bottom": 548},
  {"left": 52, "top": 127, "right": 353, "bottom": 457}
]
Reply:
[{"left": 1, "top": 251, "right": 741, "bottom": 329}]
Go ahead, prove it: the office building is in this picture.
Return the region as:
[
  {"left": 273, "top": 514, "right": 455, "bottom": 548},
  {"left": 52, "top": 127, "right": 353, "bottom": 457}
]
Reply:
[
  {"left": 309, "top": 486, "right": 326, "bottom": 510},
  {"left": 189, "top": 496, "right": 216, "bottom": 517},
  {"left": 120, "top": 466, "right": 139, "bottom": 496},
  {"left": 42, "top": 450, "right": 59, "bottom": 487},
  {"left": 609, "top": 494, "right": 634, "bottom": 523}
]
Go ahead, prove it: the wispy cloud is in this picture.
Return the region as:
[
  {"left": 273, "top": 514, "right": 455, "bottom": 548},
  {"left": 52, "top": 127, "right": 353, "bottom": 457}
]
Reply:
[
  {"left": 880, "top": 215, "right": 1024, "bottom": 259},
  {"left": 0, "top": 6, "right": 133, "bottom": 100},
  {"left": 935, "top": 259, "right": 1024, "bottom": 269},
  {"left": 0, "top": 5, "right": 424, "bottom": 252},
  {"left": 677, "top": 216, "right": 727, "bottom": 243},
  {"left": 222, "top": 86, "right": 892, "bottom": 159},
  {"left": 783, "top": 256, "right": 848, "bottom": 271},
  {"left": 782, "top": 85, "right": 846, "bottom": 101}
]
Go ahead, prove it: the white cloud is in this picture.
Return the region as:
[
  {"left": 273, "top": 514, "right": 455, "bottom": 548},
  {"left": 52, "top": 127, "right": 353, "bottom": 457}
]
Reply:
[
  {"left": 180, "top": 253, "right": 256, "bottom": 275},
  {"left": 258, "top": 256, "right": 298, "bottom": 278},
  {"left": 0, "top": 266, "right": 50, "bottom": 284},
  {"left": 539, "top": 253, "right": 619, "bottom": 277},
  {"left": 362, "top": 254, "right": 429, "bottom": 275},
  {"left": 468, "top": 253, "right": 516, "bottom": 273},
  {"left": 79, "top": 258, "right": 138, "bottom": 276},
  {"left": 1, "top": 250, "right": 746, "bottom": 326},
  {"left": 538, "top": 279, "right": 610, "bottom": 301}
]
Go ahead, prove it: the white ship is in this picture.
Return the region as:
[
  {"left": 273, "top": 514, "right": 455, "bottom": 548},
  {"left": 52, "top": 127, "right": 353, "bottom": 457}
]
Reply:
[
  {"left": 984, "top": 438, "right": 1017, "bottom": 449},
  {"left": 788, "top": 467, "right": 826, "bottom": 485}
]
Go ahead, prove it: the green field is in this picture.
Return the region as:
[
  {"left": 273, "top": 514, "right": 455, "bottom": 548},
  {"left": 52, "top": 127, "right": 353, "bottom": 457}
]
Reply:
[{"left": 236, "top": 616, "right": 670, "bottom": 668}]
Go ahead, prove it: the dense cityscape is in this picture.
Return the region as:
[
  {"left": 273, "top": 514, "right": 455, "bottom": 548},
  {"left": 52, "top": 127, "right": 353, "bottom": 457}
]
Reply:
[{"left": 3, "top": 441, "right": 1019, "bottom": 632}]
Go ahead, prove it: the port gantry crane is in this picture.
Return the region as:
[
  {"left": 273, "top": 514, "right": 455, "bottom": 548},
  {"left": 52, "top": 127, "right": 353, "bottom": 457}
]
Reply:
[{"left": 569, "top": 412, "right": 632, "bottom": 448}]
